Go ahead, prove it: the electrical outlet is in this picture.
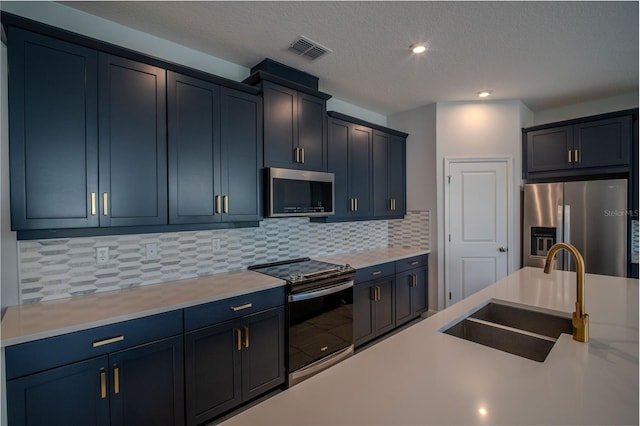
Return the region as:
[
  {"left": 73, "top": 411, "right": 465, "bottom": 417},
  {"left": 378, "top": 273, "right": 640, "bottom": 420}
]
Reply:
[
  {"left": 96, "top": 247, "right": 109, "bottom": 264},
  {"left": 146, "top": 243, "right": 158, "bottom": 258},
  {"left": 212, "top": 239, "right": 221, "bottom": 252}
]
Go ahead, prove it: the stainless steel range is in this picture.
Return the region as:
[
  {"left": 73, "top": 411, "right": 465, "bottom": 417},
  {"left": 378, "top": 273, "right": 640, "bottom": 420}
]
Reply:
[{"left": 249, "top": 258, "right": 355, "bottom": 386}]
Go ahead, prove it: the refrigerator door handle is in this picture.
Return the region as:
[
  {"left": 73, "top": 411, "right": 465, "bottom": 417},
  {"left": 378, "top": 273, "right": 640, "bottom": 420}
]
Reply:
[{"left": 564, "top": 204, "right": 572, "bottom": 270}]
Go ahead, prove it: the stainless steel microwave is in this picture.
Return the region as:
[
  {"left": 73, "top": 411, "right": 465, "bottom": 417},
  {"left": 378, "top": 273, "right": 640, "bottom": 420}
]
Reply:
[{"left": 266, "top": 168, "right": 335, "bottom": 217}]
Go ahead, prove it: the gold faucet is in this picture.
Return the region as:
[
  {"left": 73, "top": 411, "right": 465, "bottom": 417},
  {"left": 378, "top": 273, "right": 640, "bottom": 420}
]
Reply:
[{"left": 543, "top": 242, "right": 589, "bottom": 343}]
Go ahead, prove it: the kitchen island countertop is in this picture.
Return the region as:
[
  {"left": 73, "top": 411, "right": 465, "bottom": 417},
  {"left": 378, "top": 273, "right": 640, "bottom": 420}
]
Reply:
[{"left": 222, "top": 267, "right": 638, "bottom": 426}]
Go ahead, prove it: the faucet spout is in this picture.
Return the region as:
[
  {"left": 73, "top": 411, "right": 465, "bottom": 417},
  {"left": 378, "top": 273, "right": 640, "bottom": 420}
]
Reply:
[{"left": 543, "top": 242, "right": 589, "bottom": 343}]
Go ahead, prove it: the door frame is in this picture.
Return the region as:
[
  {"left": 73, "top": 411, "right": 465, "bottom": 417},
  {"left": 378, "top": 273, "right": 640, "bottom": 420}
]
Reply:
[{"left": 443, "top": 156, "right": 514, "bottom": 307}]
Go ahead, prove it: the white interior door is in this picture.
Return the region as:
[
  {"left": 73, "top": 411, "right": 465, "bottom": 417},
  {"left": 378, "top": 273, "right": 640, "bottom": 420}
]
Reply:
[{"left": 446, "top": 159, "right": 509, "bottom": 306}]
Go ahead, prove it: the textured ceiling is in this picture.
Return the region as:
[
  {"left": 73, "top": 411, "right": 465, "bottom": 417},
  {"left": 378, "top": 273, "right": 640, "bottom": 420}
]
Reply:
[{"left": 61, "top": 1, "right": 639, "bottom": 116}]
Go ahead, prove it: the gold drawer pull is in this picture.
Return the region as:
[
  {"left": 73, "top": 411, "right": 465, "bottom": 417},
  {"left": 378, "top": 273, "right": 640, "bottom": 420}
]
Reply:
[
  {"left": 231, "top": 303, "right": 252, "bottom": 312},
  {"left": 102, "top": 192, "right": 108, "bottom": 216},
  {"left": 236, "top": 328, "right": 242, "bottom": 351},
  {"left": 92, "top": 335, "right": 124, "bottom": 348},
  {"left": 91, "top": 192, "right": 97, "bottom": 216},
  {"left": 100, "top": 369, "right": 107, "bottom": 398},
  {"left": 244, "top": 326, "right": 250, "bottom": 348},
  {"left": 409, "top": 261, "right": 419, "bottom": 266},
  {"left": 113, "top": 366, "right": 120, "bottom": 394},
  {"left": 371, "top": 271, "right": 382, "bottom": 276}
]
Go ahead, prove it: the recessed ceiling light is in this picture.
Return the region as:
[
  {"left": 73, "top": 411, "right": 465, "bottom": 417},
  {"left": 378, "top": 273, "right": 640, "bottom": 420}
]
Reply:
[
  {"left": 409, "top": 43, "right": 427, "bottom": 54},
  {"left": 477, "top": 91, "right": 492, "bottom": 98}
]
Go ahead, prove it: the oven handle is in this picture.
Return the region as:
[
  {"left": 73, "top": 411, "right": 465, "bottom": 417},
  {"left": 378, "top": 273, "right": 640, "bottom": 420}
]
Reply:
[{"left": 288, "top": 280, "right": 354, "bottom": 302}]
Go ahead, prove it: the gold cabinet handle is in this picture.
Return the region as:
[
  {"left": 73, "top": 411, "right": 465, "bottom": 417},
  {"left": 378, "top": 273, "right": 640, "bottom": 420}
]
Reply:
[
  {"left": 413, "top": 274, "right": 418, "bottom": 287},
  {"left": 223, "top": 195, "right": 229, "bottom": 214},
  {"left": 236, "top": 328, "right": 242, "bottom": 351},
  {"left": 301, "top": 147, "right": 305, "bottom": 164},
  {"left": 574, "top": 149, "right": 579, "bottom": 163},
  {"left": 231, "top": 303, "right": 252, "bottom": 312},
  {"left": 100, "top": 369, "right": 107, "bottom": 399},
  {"left": 371, "top": 286, "right": 376, "bottom": 301},
  {"left": 294, "top": 147, "right": 300, "bottom": 163},
  {"left": 568, "top": 150, "right": 573, "bottom": 163},
  {"left": 376, "top": 286, "right": 381, "bottom": 301},
  {"left": 371, "top": 271, "right": 382, "bottom": 276},
  {"left": 350, "top": 198, "right": 354, "bottom": 212},
  {"left": 92, "top": 335, "right": 124, "bottom": 348},
  {"left": 354, "top": 198, "right": 358, "bottom": 212},
  {"left": 409, "top": 261, "right": 419, "bottom": 266},
  {"left": 215, "top": 195, "right": 221, "bottom": 214},
  {"left": 91, "top": 192, "right": 96, "bottom": 216},
  {"left": 244, "top": 326, "right": 250, "bottom": 348},
  {"left": 102, "top": 193, "right": 108, "bottom": 216},
  {"left": 113, "top": 366, "right": 120, "bottom": 394}
]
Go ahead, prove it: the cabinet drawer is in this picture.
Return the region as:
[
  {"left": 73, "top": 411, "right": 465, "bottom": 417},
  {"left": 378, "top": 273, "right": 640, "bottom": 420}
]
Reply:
[
  {"left": 184, "top": 286, "right": 285, "bottom": 332},
  {"left": 5, "top": 310, "right": 183, "bottom": 380},
  {"left": 395, "top": 255, "right": 428, "bottom": 273},
  {"left": 355, "top": 262, "right": 395, "bottom": 283}
]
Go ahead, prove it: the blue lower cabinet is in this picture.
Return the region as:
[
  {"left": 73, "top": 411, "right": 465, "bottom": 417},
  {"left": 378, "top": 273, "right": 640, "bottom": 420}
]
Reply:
[
  {"left": 109, "top": 336, "right": 184, "bottom": 426},
  {"left": 184, "top": 305, "right": 285, "bottom": 426},
  {"left": 6, "top": 311, "right": 184, "bottom": 426},
  {"left": 7, "top": 356, "right": 110, "bottom": 426}
]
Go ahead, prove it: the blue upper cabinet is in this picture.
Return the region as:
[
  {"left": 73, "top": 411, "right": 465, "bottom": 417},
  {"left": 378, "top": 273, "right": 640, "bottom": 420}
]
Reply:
[
  {"left": 373, "top": 130, "right": 406, "bottom": 219},
  {"left": 219, "top": 88, "right": 263, "bottom": 222},
  {"left": 98, "top": 54, "right": 168, "bottom": 227},
  {"left": 167, "top": 72, "right": 262, "bottom": 224},
  {"left": 523, "top": 113, "right": 633, "bottom": 180},
  {"left": 8, "top": 27, "right": 99, "bottom": 230},
  {"left": 8, "top": 27, "right": 168, "bottom": 230},
  {"left": 261, "top": 81, "right": 328, "bottom": 172},
  {"left": 327, "top": 117, "right": 373, "bottom": 219}
]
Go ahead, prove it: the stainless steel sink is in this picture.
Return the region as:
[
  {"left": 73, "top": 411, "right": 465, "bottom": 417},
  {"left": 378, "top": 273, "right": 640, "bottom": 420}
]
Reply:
[{"left": 441, "top": 301, "right": 573, "bottom": 362}]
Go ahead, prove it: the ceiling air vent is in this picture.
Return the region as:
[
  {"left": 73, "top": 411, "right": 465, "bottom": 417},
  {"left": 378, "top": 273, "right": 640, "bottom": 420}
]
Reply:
[{"left": 289, "top": 35, "right": 332, "bottom": 60}]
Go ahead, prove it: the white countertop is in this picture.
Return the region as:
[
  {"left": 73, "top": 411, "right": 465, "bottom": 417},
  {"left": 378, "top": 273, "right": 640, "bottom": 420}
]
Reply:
[
  {"left": 0, "top": 247, "right": 429, "bottom": 347},
  {"left": 1, "top": 270, "right": 284, "bottom": 347},
  {"left": 222, "top": 267, "right": 638, "bottom": 426}
]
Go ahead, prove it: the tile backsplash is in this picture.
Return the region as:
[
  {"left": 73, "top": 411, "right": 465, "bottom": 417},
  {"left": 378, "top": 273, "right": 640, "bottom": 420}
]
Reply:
[{"left": 17, "top": 212, "right": 430, "bottom": 304}]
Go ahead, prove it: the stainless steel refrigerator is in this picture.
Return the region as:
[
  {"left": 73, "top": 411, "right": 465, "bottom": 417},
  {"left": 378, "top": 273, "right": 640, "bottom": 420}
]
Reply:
[{"left": 522, "top": 179, "right": 628, "bottom": 277}]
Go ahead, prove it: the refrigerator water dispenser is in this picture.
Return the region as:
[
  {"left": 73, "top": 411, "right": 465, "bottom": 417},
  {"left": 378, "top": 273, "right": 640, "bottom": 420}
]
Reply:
[{"left": 531, "top": 227, "right": 556, "bottom": 257}]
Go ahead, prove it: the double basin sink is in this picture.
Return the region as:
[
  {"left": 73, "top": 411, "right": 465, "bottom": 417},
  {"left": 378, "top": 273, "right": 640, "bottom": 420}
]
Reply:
[{"left": 441, "top": 300, "right": 573, "bottom": 362}]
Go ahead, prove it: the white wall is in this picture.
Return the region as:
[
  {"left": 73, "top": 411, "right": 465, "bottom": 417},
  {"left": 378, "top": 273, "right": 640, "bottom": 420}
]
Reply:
[
  {"left": 435, "top": 100, "right": 532, "bottom": 309},
  {"left": 388, "top": 104, "right": 437, "bottom": 311},
  {"left": 534, "top": 91, "right": 638, "bottom": 125}
]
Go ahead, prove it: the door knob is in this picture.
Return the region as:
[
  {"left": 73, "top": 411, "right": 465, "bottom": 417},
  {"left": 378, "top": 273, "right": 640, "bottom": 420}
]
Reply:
[{"left": 498, "top": 247, "right": 508, "bottom": 252}]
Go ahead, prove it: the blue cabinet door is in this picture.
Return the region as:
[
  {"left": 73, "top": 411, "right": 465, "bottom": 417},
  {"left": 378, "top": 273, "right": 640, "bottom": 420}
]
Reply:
[
  {"left": 109, "top": 335, "right": 184, "bottom": 426},
  {"left": 240, "top": 307, "right": 286, "bottom": 401},
  {"left": 185, "top": 320, "right": 242, "bottom": 425},
  {"left": 328, "top": 118, "right": 351, "bottom": 217},
  {"left": 7, "top": 356, "right": 110, "bottom": 426},
  {"left": 98, "top": 54, "right": 167, "bottom": 227},
  {"left": 263, "top": 82, "right": 298, "bottom": 169},
  {"left": 220, "top": 88, "right": 263, "bottom": 222},
  {"left": 167, "top": 71, "right": 220, "bottom": 224},
  {"left": 574, "top": 116, "right": 631, "bottom": 169},
  {"left": 8, "top": 27, "right": 99, "bottom": 230},
  {"left": 297, "top": 92, "right": 327, "bottom": 172}
]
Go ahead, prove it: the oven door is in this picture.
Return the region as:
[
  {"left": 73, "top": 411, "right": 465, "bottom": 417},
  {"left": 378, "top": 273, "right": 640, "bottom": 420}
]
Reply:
[{"left": 288, "top": 280, "right": 353, "bottom": 385}]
